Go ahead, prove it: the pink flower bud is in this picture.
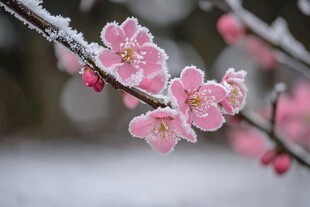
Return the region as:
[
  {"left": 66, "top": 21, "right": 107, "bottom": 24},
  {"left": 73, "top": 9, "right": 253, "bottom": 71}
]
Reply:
[
  {"left": 82, "top": 66, "right": 99, "bottom": 87},
  {"left": 217, "top": 14, "right": 245, "bottom": 44},
  {"left": 93, "top": 78, "right": 105, "bottom": 93},
  {"left": 260, "top": 149, "right": 277, "bottom": 166},
  {"left": 273, "top": 154, "right": 292, "bottom": 175}
]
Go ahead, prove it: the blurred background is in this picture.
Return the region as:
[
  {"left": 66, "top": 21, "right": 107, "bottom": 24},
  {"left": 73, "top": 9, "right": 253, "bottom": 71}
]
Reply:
[{"left": 0, "top": 0, "right": 310, "bottom": 206}]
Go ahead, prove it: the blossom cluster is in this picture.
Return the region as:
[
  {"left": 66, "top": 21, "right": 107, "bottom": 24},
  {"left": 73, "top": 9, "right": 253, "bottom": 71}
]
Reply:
[
  {"left": 227, "top": 81, "right": 310, "bottom": 175},
  {"left": 54, "top": 17, "right": 247, "bottom": 155},
  {"left": 93, "top": 17, "right": 246, "bottom": 154},
  {"left": 217, "top": 13, "right": 278, "bottom": 69},
  {"left": 127, "top": 66, "right": 247, "bottom": 154}
]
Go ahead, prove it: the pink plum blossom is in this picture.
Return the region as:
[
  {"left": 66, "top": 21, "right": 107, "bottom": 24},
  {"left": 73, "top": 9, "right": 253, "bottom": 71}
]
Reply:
[
  {"left": 217, "top": 14, "right": 245, "bottom": 45},
  {"left": 245, "top": 36, "right": 278, "bottom": 70},
  {"left": 123, "top": 93, "right": 140, "bottom": 109},
  {"left": 54, "top": 44, "right": 82, "bottom": 75},
  {"left": 129, "top": 107, "right": 197, "bottom": 154},
  {"left": 123, "top": 71, "right": 168, "bottom": 109},
  {"left": 169, "top": 66, "right": 227, "bottom": 131},
  {"left": 275, "top": 82, "right": 310, "bottom": 149},
  {"left": 220, "top": 68, "right": 247, "bottom": 115},
  {"left": 228, "top": 127, "right": 266, "bottom": 158},
  {"left": 99, "top": 17, "right": 168, "bottom": 86}
]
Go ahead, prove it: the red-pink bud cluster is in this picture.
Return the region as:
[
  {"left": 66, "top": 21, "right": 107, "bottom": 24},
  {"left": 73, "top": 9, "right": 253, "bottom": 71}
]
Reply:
[
  {"left": 82, "top": 65, "right": 105, "bottom": 93},
  {"left": 260, "top": 149, "right": 292, "bottom": 175}
]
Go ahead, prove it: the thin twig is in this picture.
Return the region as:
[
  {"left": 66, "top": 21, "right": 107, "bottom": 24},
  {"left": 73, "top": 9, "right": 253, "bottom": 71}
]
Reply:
[
  {"left": 270, "top": 83, "right": 286, "bottom": 137},
  {"left": 202, "top": 0, "right": 310, "bottom": 78},
  {"left": 239, "top": 109, "right": 310, "bottom": 169}
]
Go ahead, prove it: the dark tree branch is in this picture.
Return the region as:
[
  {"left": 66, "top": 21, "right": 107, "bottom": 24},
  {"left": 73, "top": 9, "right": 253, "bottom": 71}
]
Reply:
[
  {"left": 202, "top": 0, "right": 310, "bottom": 78},
  {"left": 0, "top": 0, "right": 167, "bottom": 109},
  {"left": 239, "top": 109, "right": 310, "bottom": 169}
]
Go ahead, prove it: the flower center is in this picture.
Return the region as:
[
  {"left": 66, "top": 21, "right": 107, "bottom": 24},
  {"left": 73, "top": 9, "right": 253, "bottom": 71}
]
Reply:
[
  {"left": 118, "top": 38, "right": 146, "bottom": 67},
  {"left": 121, "top": 47, "right": 135, "bottom": 62},
  {"left": 229, "top": 85, "right": 241, "bottom": 106},
  {"left": 158, "top": 122, "right": 169, "bottom": 132},
  {"left": 152, "top": 117, "right": 175, "bottom": 141},
  {"left": 186, "top": 89, "right": 215, "bottom": 117},
  {"left": 187, "top": 93, "right": 203, "bottom": 107}
]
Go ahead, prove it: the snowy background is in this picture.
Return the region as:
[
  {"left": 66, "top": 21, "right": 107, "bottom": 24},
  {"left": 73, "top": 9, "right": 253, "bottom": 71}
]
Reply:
[{"left": 0, "top": 0, "right": 310, "bottom": 206}]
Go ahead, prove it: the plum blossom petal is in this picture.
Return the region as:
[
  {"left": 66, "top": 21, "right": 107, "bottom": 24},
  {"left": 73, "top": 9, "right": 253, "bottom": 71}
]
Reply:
[
  {"left": 115, "top": 63, "right": 143, "bottom": 86},
  {"left": 122, "top": 72, "right": 168, "bottom": 110},
  {"left": 139, "top": 72, "right": 167, "bottom": 94},
  {"left": 170, "top": 116, "right": 197, "bottom": 143},
  {"left": 146, "top": 133, "right": 178, "bottom": 155},
  {"left": 98, "top": 49, "right": 122, "bottom": 68},
  {"left": 180, "top": 66, "right": 204, "bottom": 92},
  {"left": 129, "top": 107, "right": 197, "bottom": 154},
  {"left": 135, "top": 29, "right": 153, "bottom": 46},
  {"left": 199, "top": 82, "right": 227, "bottom": 102},
  {"left": 148, "top": 109, "right": 171, "bottom": 119},
  {"left": 54, "top": 44, "right": 82, "bottom": 75},
  {"left": 121, "top": 17, "right": 138, "bottom": 39},
  {"left": 129, "top": 115, "right": 154, "bottom": 138},
  {"left": 228, "top": 127, "right": 267, "bottom": 158},
  {"left": 123, "top": 93, "right": 140, "bottom": 109},
  {"left": 221, "top": 98, "right": 235, "bottom": 115},
  {"left": 139, "top": 43, "right": 167, "bottom": 77},
  {"left": 292, "top": 82, "right": 310, "bottom": 113},
  {"left": 169, "top": 79, "right": 188, "bottom": 115},
  {"left": 192, "top": 105, "right": 225, "bottom": 131},
  {"left": 101, "top": 23, "right": 126, "bottom": 52}
]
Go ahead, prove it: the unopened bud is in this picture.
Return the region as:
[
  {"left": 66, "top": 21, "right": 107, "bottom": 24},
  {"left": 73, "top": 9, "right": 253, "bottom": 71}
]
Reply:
[
  {"left": 82, "top": 66, "right": 99, "bottom": 87},
  {"left": 273, "top": 153, "right": 292, "bottom": 175},
  {"left": 93, "top": 78, "right": 105, "bottom": 93},
  {"left": 260, "top": 149, "right": 277, "bottom": 166}
]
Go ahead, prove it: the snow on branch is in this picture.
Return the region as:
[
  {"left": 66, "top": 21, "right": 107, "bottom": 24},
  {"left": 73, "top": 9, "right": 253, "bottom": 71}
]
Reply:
[
  {"left": 0, "top": 0, "right": 167, "bottom": 109},
  {"left": 226, "top": 0, "right": 310, "bottom": 67}
]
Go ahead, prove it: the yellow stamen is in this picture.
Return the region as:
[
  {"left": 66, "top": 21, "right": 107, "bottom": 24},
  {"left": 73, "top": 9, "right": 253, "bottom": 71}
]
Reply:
[
  {"left": 121, "top": 48, "right": 135, "bottom": 62},
  {"left": 229, "top": 85, "right": 241, "bottom": 105},
  {"left": 188, "top": 94, "right": 203, "bottom": 107}
]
